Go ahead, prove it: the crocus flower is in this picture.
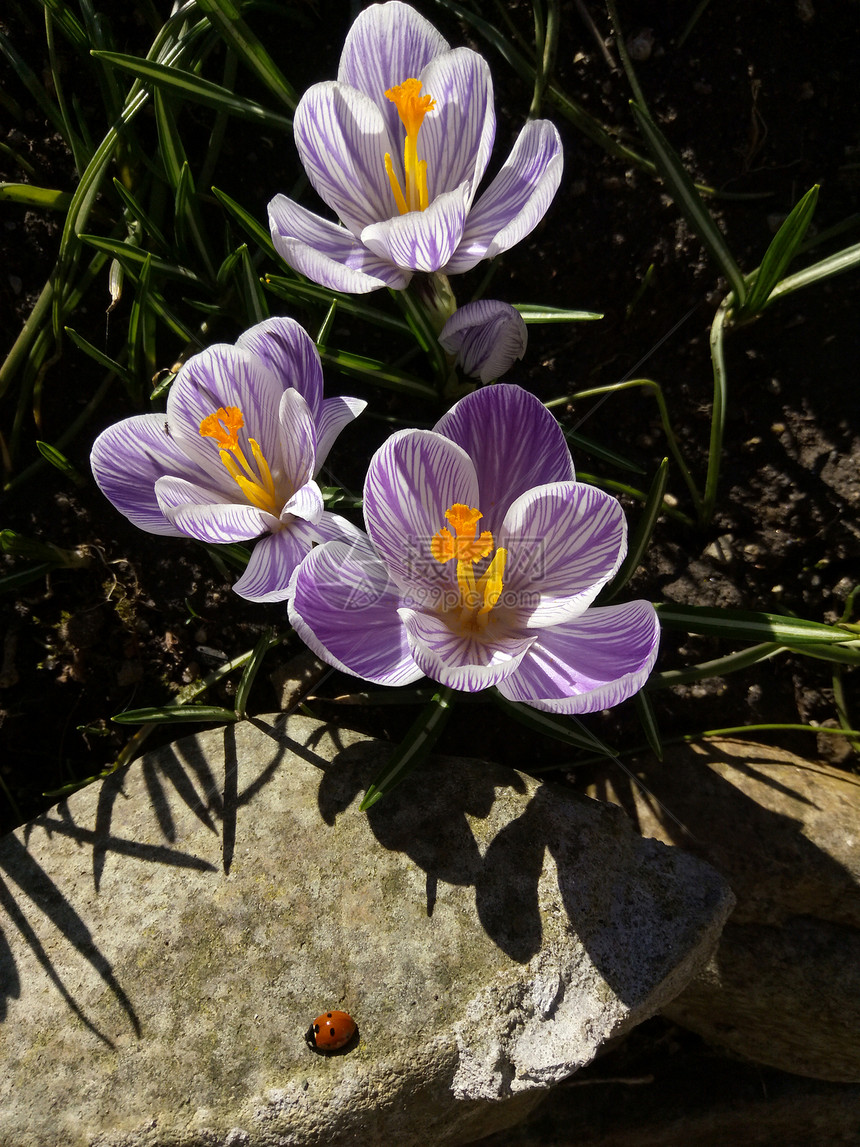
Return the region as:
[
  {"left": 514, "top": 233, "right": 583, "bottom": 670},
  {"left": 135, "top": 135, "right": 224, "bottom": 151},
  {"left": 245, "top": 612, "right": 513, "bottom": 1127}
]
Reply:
[
  {"left": 268, "top": 1, "right": 563, "bottom": 294},
  {"left": 438, "top": 299, "right": 528, "bottom": 383},
  {"left": 288, "top": 385, "right": 660, "bottom": 712},
  {"left": 91, "top": 317, "right": 365, "bottom": 603}
]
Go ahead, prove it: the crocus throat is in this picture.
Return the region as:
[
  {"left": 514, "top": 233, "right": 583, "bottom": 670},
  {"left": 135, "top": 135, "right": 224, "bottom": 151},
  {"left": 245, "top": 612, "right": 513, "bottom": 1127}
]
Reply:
[
  {"left": 199, "top": 406, "right": 281, "bottom": 516},
  {"left": 384, "top": 78, "right": 435, "bottom": 214},
  {"left": 431, "top": 503, "right": 506, "bottom": 627}
]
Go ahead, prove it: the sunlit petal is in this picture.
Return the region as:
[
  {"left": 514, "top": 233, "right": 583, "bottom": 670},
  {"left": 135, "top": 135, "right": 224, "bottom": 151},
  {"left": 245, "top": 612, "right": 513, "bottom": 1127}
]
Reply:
[
  {"left": 497, "top": 600, "right": 661, "bottom": 713},
  {"left": 289, "top": 539, "right": 424, "bottom": 686},
  {"left": 361, "top": 183, "right": 469, "bottom": 272},
  {"left": 419, "top": 48, "right": 494, "bottom": 201},
  {"left": 445, "top": 119, "right": 563, "bottom": 273},
  {"left": 154, "top": 476, "right": 274, "bottom": 543},
  {"left": 268, "top": 195, "right": 411, "bottom": 292},
  {"left": 432, "top": 384, "right": 574, "bottom": 534},
  {"left": 91, "top": 414, "right": 196, "bottom": 536},
  {"left": 363, "top": 428, "right": 479, "bottom": 599},
  {"left": 236, "top": 317, "right": 324, "bottom": 420},
  {"left": 400, "top": 606, "right": 535, "bottom": 692},
  {"left": 233, "top": 526, "right": 312, "bottom": 603},
  {"left": 499, "top": 483, "right": 627, "bottom": 626}
]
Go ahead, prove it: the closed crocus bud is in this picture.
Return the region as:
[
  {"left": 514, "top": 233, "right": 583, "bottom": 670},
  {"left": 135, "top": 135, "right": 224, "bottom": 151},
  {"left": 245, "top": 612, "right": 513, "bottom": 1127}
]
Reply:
[{"left": 438, "top": 300, "right": 528, "bottom": 383}]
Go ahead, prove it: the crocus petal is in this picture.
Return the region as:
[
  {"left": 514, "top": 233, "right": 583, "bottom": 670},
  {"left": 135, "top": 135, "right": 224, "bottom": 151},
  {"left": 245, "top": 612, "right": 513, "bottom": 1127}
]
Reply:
[
  {"left": 315, "top": 395, "right": 367, "bottom": 471},
  {"left": 281, "top": 480, "right": 323, "bottom": 525},
  {"left": 363, "top": 428, "right": 479, "bottom": 600},
  {"left": 361, "top": 183, "right": 469, "bottom": 272},
  {"left": 294, "top": 82, "right": 395, "bottom": 233},
  {"left": 338, "top": 1, "right": 449, "bottom": 137},
  {"left": 445, "top": 119, "right": 563, "bottom": 273},
  {"left": 310, "top": 510, "right": 368, "bottom": 548},
  {"left": 432, "top": 385, "right": 575, "bottom": 534},
  {"left": 419, "top": 48, "right": 495, "bottom": 202},
  {"left": 438, "top": 299, "right": 527, "bottom": 383},
  {"left": 399, "top": 607, "right": 535, "bottom": 692},
  {"left": 497, "top": 600, "right": 660, "bottom": 714},
  {"left": 154, "top": 476, "right": 274, "bottom": 542},
  {"left": 166, "top": 344, "right": 283, "bottom": 478},
  {"left": 91, "top": 414, "right": 196, "bottom": 537},
  {"left": 499, "top": 482, "right": 627, "bottom": 627},
  {"left": 276, "top": 388, "right": 316, "bottom": 495},
  {"left": 232, "top": 526, "right": 315, "bottom": 603},
  {"left": 288, "top": 539, "right": 424, "bottom": 686},
  {"left": 268, "top": 195, "right": 411, "bottom": 292},
  {"left": 235, "top": 317, "right": 324, "bottom": 420}
]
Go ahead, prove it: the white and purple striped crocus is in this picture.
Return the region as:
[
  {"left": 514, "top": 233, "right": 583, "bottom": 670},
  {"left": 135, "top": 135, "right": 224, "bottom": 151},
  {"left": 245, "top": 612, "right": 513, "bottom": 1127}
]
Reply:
[
  {"left": 90, "top": 317, "right": 365, "bottom": 603},
  {"left": 268, "top": 1, "right": 563, "bottom": 293},
  {"left": 438, "top": 300, "right": 528, "bottom": 383},
  {"left": 288, "top": 385, "right": 660, "bottom": 712}
]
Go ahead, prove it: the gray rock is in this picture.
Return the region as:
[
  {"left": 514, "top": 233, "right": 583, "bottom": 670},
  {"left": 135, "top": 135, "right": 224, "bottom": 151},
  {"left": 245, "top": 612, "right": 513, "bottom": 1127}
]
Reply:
[
  {"left": 0, "top": 714, "right": 733, "bottom": 1146},
  {"left": 589, "top": 737, "right": 860, "bottom": 1081}
]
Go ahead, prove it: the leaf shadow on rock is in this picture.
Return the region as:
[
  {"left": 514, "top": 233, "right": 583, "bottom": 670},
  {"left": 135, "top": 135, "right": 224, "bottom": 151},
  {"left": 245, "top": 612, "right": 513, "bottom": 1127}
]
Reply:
[
  {"left": 0, "top": 834, "right": 141, "bottom": 1046},
  {"left": 315, "top": 736, "right": 680, "bottom": 990}
]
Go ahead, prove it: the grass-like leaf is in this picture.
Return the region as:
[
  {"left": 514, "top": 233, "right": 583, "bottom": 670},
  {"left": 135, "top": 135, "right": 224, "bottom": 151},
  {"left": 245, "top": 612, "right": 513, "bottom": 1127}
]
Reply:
[
  {"left": 740, "top": 184, "right": 819, "bottom": 316},
  {"left": 78, "top": 233, "right": 202, "bottom": 283},
  {"left": 112, "top": 705, "right": 239, "bottom": 725},
  {"left": 766, "top": 239, "right": 860, "bottom": 304},
  {"left": 0, "top": 183, "right": 74, "bottom": 211},
  {"left": 514, "top": 304, "right": 603, "bottom": 323},
  {"left": 194, "top": 0, "right": 300, "bottom": 111},
  {"left": 601, "top": 458, "right": 669, "bottom": 603},
  {"left": 318, "top": 345, "right": 437, "bottom": 401},
  {"left": 360, "top": 687, "right": 454, "bottom": 810},
  {"left": 633, "top": 689, "right": 663, "bottom": 760},
  {"left": 64, "top": 326, "right": 134, "bottom": 390},
  {"left": 264, "top": 273, "right": 410, "bottom": 335},
  {"left": 234, "top": 629, "right": 279, "bottom": 719},
  {"left": 630, "top": 100, "right": 748, "bottom": 307},
  {"left": 655, "top": 603, "right": 859, "bottom": 648},
  {"left": 490, "top": 689, "right": 617, "bottom": 754},
  {"left": 91, "top": 50, "right": 293, "bottom": 130}
]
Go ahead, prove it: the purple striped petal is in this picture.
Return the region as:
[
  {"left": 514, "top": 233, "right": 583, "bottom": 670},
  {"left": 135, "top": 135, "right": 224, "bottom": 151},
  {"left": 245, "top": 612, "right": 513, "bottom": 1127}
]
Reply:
[
  {"left": 497, "top": 600, "right": 661, "bottom": 713},
  {"left": 295, "top": 82, "right": 394, "bottom": 233},
  {"left": 268, "top": 195, "right": 411, "bottom": 292},
  {"left": 235, "top": 317, "right": 324, "bottom": 420},
  {"left": 281, "top": 480, "right": 323, "bottom": 525},
  {"left": 361, "top": 183, "right": 469, "bottom": 272},
  {"left": 432, "top": 385, "right": 575, "bottom": 535},
  {"left": 438, "top": 299, "right": 527, "bottom": 383},
  {"left": 338, "top": 1, "right": 449, "bottom": 142},
  {"left": 419, "top": 48, "right": 495, "bottom": 202},
  {"left": 310, "top": 510, "right": 368, "bottom": 547},
  {"left": 232, "top": 525, "right": 315, "bottom": 602},
  {"left": 288, "top": 539, "right": 424, "bottom": 686},
  {"left": 445, "top": 119, "right": 563, "bottom": 273},
  {"left": 90, "top": 414, "right": 196, "bottom": 537},
  {"left": 166, "top": 344, "right": 283, "bottom": 479},
  {"left": 154, "top": 476, "right": 274, "bottom": 542},
  {"left": 499, "top": 483, "right": 627, "bottom": 627},
  {"left": 315, "top": 395, "right": 367, "bottom": 471},
  {"left": 276, "top": 388, "right": 316, "bottom": 495},
  {"left": 399, "top": 606, "right": 535, "bottom": 692},
  {"left": 363, "top": 428, "right": 479, "bottom": 600}
]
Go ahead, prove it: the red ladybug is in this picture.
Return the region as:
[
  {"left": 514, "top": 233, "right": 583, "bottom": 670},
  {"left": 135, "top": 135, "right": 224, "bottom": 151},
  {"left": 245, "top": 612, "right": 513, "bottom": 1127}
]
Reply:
[{"left": 305, "top": 1010, "right": 357, "bottom": 1052}]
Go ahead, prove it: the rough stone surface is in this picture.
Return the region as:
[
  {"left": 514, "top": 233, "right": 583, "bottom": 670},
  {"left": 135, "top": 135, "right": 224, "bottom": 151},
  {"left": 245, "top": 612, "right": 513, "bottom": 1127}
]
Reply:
[
  {"left": 589, "top": 737, "right": 860, "bottom": 1081},
  {"left": 0, "top": 715, "right": 733, "bottom": 1146}
]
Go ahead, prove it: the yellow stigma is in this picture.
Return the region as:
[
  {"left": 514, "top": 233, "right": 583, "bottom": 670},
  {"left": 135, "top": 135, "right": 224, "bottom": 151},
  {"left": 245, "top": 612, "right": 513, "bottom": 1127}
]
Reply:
[
  {"left": 384, "top": 77, "right": 435, "bottom": 214},
  {"left": 199, "top": 406, "right": 280, "bottom": 516},
  {"left": 431, "top": 503, "right": 507, "bottom": 627}
]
